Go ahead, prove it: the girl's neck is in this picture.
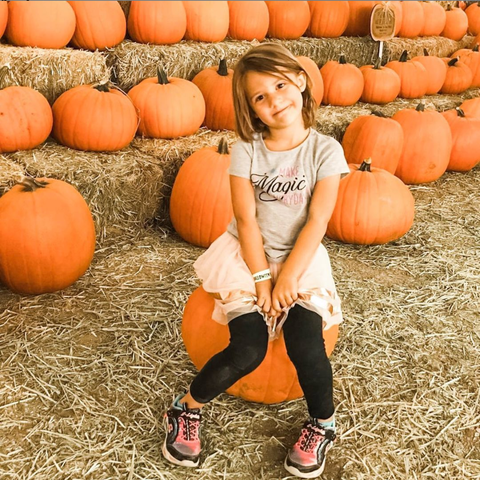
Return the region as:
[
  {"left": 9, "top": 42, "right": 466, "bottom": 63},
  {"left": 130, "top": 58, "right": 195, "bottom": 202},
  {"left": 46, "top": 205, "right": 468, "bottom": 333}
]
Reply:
[{"left": 263, "top": 124, "right": 310, "bottom": 152}]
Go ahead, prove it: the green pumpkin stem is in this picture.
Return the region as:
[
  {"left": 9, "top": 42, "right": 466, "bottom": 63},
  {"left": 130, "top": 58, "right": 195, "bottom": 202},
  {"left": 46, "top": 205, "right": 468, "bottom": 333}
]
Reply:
[
  {"left": 157, "top": 68, "right": 169, "bottom": 85},
  {"left": 374, "top": 56, "right": 382, "bottom": 69},
  {"left": 218, "top": 58, "right": 228, "bottom": 77},
  {"left": 359, "top": 158, "right": 372, "bottom": 172},
  {"left": 19, "top": 177, "right": 49, "bottom": 192},
  {"left": 371, "top": 110, "right": 387, "bottom": 118},
  {"left": 455, "top": 107, "right": 466, "bottom": 117},
  {"left": 94, "top": 83, "right": 110, "bottom": 93},
  {"left": 339, "top": 55, "right": 347, "bottom": 64},
  {"left": 423, "top": 48, "right": 429, "bottom": 57},
  {"left": 448, "top": 57, "right": 459, "bottom": 67},
  {"left": 399, "top": 50, "right": 409, "bottom": 62},
  {"left": 416, "top": 103, "right": 425, "bottom": 112},
  {"left": 218, "top": 137, "right": 229, "bottom": 155}
]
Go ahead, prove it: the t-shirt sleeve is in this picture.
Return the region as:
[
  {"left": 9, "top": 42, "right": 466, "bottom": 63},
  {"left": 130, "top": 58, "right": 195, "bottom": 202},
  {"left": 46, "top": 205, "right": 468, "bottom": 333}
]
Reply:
[
  {"left": 316, "top": 137, "right": 351, "bottom": 182},
  {"left": 228, "top": 140, "right": 253, "bottom": 179}
]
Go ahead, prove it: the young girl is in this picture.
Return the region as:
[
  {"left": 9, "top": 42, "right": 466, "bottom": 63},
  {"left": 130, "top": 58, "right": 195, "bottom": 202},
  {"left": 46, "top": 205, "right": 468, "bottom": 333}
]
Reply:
[{"left": 162, "top": 43, "right": 350, "bottom": 478}]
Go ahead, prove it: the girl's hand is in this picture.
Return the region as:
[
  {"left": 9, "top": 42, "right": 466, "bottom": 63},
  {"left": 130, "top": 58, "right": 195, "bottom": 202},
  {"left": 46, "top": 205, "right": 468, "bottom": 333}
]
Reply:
[
  {"left": 255, "top": 279, "right": 278, "bottom": 317},
  {"left": 271, "top": 275, "right": 299, "bottom": 312}
]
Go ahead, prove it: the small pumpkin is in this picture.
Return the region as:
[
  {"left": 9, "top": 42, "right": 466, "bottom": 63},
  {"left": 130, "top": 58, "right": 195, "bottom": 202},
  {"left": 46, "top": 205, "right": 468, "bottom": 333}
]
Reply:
[
  {"left": 52, "top": 83, "right": 138, "bottom": 151},
  {"left": 192, "top": 59, "right": 235, "bottom": 131},
  {"left": 460, "top": 96, "right": 480, "bottom": 118},
  {"left": 0, "top": 86, "right": 53, "bottom": 153},
  {"left": 392, "top": 103, "right": 452, "bottom": 184},
  {"left": 306, "top": 1, "right": 349, "bottom": 38},
  {"left": 420, "top": 1, "right": 446, "bottom": 36},
  {"left": 227, "top": 1, "right": 269, "bottom": 41},
  {"left": 320, "top": 55, "right": 364, "bottom": 106},
  {"left": 359, "top": 60, "right": 401, "bottom": 104},
  {"left": 68, "top": 1, "right": 126, "bottom": 51},
  {"left": 170, "top": 138, "right": 233, "bottom": 248},
  {"left": 440, "top": 57, "right": 473, "bottom": 94},
  {"left": 128, "top": 68, "right": 206, "bottom": 139},
  {"left": 452, "top": 45, "right": 480, "bottom": 88},
  {"left": 343, "top": 1, "right": 375, "bottom": 37},
  {"left": 441, "top": 5, "right": 469, "bottom": 41},
  {"left": 441, "top": 107, "right": 480, "bottom": 172},
  {"left": 182, "top": 286, "right": 339, "bottom": 404},
  {"left": 397, "top": 0, "right": 424, "bottom": 38},
  {"left": 411, "top": 49, "right": 447, "bottom": 95},
  {"left": 0, "top": 177, "right": 96, "bottom": 295},
  {"left": 6, "top": 1, "right": 76, "bottom": 49},
  {"left": 0, "top": 1, "right": 7, "bottom": 39},
  {"left": 342, "top": 111, "right": 404, "bottom": 174},
  {"left": 297, "top": 55, "right": 324, "bottom": 105},
  {"left": 326, "top": 159, "right": 415, "bottom": 245},
  {"left": 128, "top": 1, "right": 186, "bottom": 44},
  {"left": 385, "top": 50, "right": 428, "bottom": 99},
  {"left": 183, "top": 1, "right": 229, "bottom": 42},
  {"left": 265, "top": 1, "right": 310, "bottom": 40}
]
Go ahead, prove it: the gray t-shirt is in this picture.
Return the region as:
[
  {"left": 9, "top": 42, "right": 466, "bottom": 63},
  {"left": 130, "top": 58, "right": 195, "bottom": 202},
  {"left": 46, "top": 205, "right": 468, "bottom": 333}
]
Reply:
[{"left": 227, "top": 128, "right": 350, "bottom": 262}]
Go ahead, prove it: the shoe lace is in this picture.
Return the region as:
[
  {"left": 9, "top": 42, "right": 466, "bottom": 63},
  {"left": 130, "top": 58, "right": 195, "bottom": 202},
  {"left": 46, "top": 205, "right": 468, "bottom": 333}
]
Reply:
[
  {"left": 296, "top": 422, "right": 329, "bottom": 454},
  {"left": 179, "top": 411, "right": 201, "bottom": 442}
]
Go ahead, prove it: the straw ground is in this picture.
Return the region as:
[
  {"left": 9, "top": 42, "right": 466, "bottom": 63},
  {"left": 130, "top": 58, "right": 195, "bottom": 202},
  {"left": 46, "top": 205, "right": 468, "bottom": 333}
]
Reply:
[{"left": 1, "top": 162, "right": 479, "bottom": 479}]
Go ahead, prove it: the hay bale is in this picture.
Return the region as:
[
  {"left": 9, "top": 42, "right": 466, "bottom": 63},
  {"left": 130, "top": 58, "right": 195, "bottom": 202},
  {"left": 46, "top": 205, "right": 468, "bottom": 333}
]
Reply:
[
  {"left": 0, "top": 43, "right": 110, "bottom": 104},
  {"left": 3, "top": 141, "right": 163, "bottom": 240},
  {"left": 107, "top": 36, "right": 474, "bottom": 91},
  {"left": 0, "top": 155, "right": 25, "bottom": 196}
]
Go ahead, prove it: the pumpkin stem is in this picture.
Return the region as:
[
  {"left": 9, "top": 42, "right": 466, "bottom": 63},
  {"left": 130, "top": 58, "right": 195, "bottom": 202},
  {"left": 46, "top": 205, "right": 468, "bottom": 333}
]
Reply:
[
  {"left": 157, "top": 68, "right": 169, "bottom": 85},
  {"left": 399, "top": 50, "right": 409, "bottom": 62},
  {"left": 455, "top": 107, "right": 466, "bottom": 117},
  {"left": 217, "top": 137, "right": 229, "bottom": 155},
  {"left": 339, "top": 55, "right": 347, "bottom": 64},
  {"left": 448, "top": 57, "right": 459, "bottom": 67},
  {"left": 446, "top": 4, "right": 452, "bottom": 10},
  {"left": 373, "top": 56, "right": 382, "bottom": 69},
  {"left": 423, "top": 48, "right": 429, "bottom": 57},
  {"left": 18, "top": 177, "right": 49, "bottom": 192},
  {"left": 416, "top": 103, "right": 425, "bottom": 112},
  {"left": 217, "top": 58, "right": 228, "bottom": 77},
  {"left": 94, "top": 83, "right": 110, "bottom": 93},
  {"left": 359, "top": 158, "right": 372, "bottom": 172},
  {"left": 474, "top": 45, "right": 479, "bottom": 52},
  {"left": 371, "top": 110, "right": 387, "bottom": 118}
]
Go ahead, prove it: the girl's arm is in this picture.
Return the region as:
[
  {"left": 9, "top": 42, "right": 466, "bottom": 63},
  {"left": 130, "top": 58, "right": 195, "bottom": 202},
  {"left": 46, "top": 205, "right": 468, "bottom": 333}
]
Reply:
[
  {"left": 230, "top": 175, "right": 278, "bottom": 317},
  {"left": 271, "top": 174, "right": 341, "bottom": 313}
]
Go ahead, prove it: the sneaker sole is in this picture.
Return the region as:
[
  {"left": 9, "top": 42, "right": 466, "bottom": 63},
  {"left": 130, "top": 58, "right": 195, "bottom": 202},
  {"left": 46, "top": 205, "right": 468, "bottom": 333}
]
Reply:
[
  {"left": 161, "top": 439, "right": 200, "bottom": 468},
  {"left": 283, "top": 458, "right": 326, "bottom": 479}
]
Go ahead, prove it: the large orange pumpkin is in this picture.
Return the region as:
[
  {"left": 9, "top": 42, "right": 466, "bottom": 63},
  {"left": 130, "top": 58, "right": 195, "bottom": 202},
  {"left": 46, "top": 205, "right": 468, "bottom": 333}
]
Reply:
[
  {"left": 440, "top": 57, "right": 472, "bottom": 94},
  {"left": 392, "top": 103, "right": 452, "bottom": 185},
  {"left": 326, "top": 159, "right": 415, "bottom": 245},
  {"left": 68, "top": 1, "right": 125, "bottom": 51},
  {"left": 0, "top": 1, "right": 7, "bottom": 39},
  {"left": 227, "top": 1, "right": 269, "bottom": 41},
  {"left": 128, "top": 69, "right": 205, "bottom": 139},
  {"left": 441, "top": 5, "right": 468, "bottom": 41},
  {"left": 265, "top": 1, "right": 310, "bottom": 39},
  {"left": 342, "top": 111, "right": 404, "bottom": 174},
  {"left": 297, "top": 55, "right": 324, "bottom": 105},
  {"left": 397, "top": 0, "right": 424, "bottom": 38},
  {"left": 182, "top": 286, "right": 339, "bottom": 404},
  {"left": 52, "top": 83, "right": 138, "bottom": 152},
  {"left": 343, "top": 1, "right": 375, "bottom": 37},
  {"left": 411, "top": 50, "right": 447, "bottom": 95},
  {"left": 0, "top": 86, "right": 53, "bottom": 153},
  {"left": 420, "top": 1, "right": 446, "bottom": 36},
  {"left": 385, "top": 50, "right": 428, "bottom": 99},
  {"left": 460, "top": 97, "right": 480, "bottom": 118},
  {"left": 192, "top": 59, "right": 235, "bottom": 131},
  {"left": 183, "top": 1, "right": 229, "bottom": 42},
  {"left": 6, "top": 1, "right": 76, "bottom": 49},
  {"left": 170, "top": 138, "right": 233, "bottom": 248},
  {"left": 452, "top": 45, "right": 480, "bottom": 88},
  {"left": 0, "top": 178, "right": 96, "bottom": 295},
  {"left": 466, "top": 2, "right": 480, "bottom": 35},
  {"left": 359, "top": 62, "right": 401, "bottom": 104},
  {"left": 306, "top": 1, "right": 349, "bottom": 38},
  {"left": 127, "top": 1, "right": 186, "bottom": 45}
]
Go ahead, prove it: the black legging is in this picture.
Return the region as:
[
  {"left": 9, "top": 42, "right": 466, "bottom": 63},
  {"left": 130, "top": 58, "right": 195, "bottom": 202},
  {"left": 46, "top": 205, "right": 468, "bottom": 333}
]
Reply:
[{"left": 190, "top": 304, "right": 334, "bottom": 419}]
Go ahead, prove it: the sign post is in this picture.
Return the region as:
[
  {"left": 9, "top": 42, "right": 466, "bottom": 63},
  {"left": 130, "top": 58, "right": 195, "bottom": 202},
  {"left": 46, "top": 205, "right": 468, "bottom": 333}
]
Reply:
[{"left": 370, "top": 2, "right": 396, "bottom": 67}]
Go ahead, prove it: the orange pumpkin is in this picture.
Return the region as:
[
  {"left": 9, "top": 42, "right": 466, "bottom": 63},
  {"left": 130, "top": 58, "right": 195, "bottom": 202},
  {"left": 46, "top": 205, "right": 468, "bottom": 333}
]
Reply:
[
  {"left": 343, "top": 1, "right": 375, "bottom": 37},
  {"left": 68, "top": 1, "right": 125, "bottom": 50},
  {"left": 342, "top": 111, "right": 404, "bottom": 174},
  {"left": 392, "top": 103, "right": 452, "bottom": 184},
  {"left": 227, "top": 1, "right": 269, "bottom": 41},
  {"left": 265, "top": 1, "right": 310, "bottom": 39},
  {"left": 183, "top": 1, "right": 229, "bottom": 42},
  {"left": 441, "top": 5, "right": 468, "bottom": 41},
  {"left": 127, "top": 1, "right": 186, "bottom": 44},
  {"left": 192, "top": 59, "right": 235, "bottom": 131},
  {"left": 411, "top": 49, "right": 447, "bottom": 95},
  {"left": 0, "top": 1, "right": 7, "bottom": 39},
  {"left": 52, "top": 83, "right": 138, "bottom": 151},
  {"left": 385, "top": 50, "right": 428, "bottom": 99},
  {"left": 297, "top": 56, "right": 324, "bottom": 105},
  {"left": 397, "top": 0, "right": 424, "bottom": 38},
  {"left": 389, "top": 1, "right": 403, "bottom": 36},
  {"left": 182, "top": 286, "right": 339, "bottom": 404},
  {"left": 0, "top": 86, "right": 53, "bottom": 153},
  {"left": 128, "top": 69, "right": 205, "bottom": 139},
  {"left": 170, "top": 138, "right": 233, "bottom": 248},
  {"left": 440, "top": 57, "right": 473, "bottom": 94},
  {"left": 420, "top": 1, "right": 446, "bottom": 36},
  {"left": 6, "top": 1, "right": 76, "bottom": 49},
  {"left": 326, "top": 159, "right": 415, "bottom": 245},
  {"left": 441, "top": 107, "right": 480, "bottom": 172},
  {"left": 359, "top": 62, "right": 401, "bottom": 104},
  {"left": 452, "top": 45, "right": 480, "bottom": 88},
  {"left": 320, "top": 55, "right": 364, "bottom": 106},
  {"left": 460, "top": 97, "right": 480, "bottom": 118},
  {"left": 0, "top": 178, "right": 96, "bottom": 295},
  {"left": 306, "top": 1, "right": 349, "bottom": 38}
]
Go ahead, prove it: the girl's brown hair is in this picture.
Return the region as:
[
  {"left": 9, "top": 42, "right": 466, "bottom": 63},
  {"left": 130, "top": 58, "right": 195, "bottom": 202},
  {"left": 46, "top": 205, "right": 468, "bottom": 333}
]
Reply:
[{"left": 232, "top": 43, "right": 316, "bottom": 142}]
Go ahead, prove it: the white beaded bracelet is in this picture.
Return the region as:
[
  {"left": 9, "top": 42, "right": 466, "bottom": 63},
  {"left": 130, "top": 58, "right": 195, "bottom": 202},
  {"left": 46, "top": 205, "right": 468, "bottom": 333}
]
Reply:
[{"left": 253, "top": 268, "right": 271, "bottom": 283}]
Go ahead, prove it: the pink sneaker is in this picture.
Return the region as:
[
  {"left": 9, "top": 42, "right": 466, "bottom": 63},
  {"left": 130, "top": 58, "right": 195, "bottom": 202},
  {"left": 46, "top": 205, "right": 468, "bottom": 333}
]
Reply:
[
  {"left": 162, "top": 395, "right": 202, "bottom": 468},
  {"left": 284, "top": 419, "right": 336, "bottom": 478}
]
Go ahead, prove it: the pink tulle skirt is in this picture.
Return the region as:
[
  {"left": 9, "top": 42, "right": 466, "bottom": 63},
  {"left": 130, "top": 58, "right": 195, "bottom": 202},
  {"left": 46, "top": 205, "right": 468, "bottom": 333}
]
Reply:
[{"left": 193, "top": 232, "right": 343, "bottom": 340}]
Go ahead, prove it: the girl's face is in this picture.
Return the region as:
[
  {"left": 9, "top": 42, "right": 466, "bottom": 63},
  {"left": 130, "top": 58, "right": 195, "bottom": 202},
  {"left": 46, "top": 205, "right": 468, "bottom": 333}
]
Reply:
[{"left": 244, "top": 69, "right": 307, "bottom": 133}]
